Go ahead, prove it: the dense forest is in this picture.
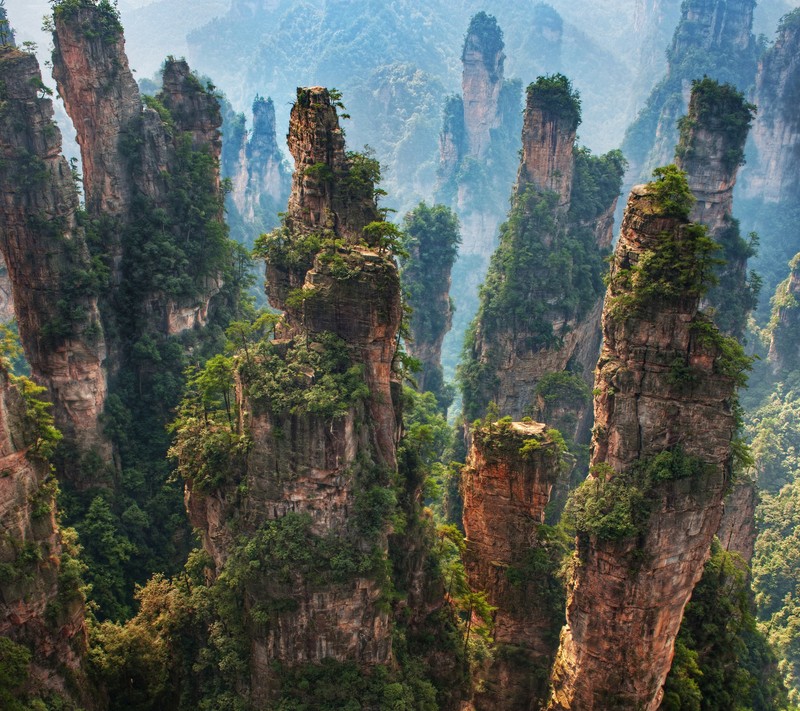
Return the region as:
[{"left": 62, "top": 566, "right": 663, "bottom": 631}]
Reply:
[{"left": 0, "top": 0, "right": 800, "bottom": 709}]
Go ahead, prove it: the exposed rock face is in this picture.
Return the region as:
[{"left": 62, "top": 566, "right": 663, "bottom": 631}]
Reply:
[
  {"left": 675, "top": 79, "right": 756, "bottom": 338},
  {"left": 52, "top": 8, "right": 223, "bottom": 340},
  {"left": 768, "top": 254, "right": 800, "bottom": 373},
  {"left": 718, "top": 479, "right": 757, "bottom": 562},
  {"left": 517, "top": 82, "right": 578, "bottom": 210},
  {"left": 185, "top": 88, "right": 403, "bottom": 699},
  {"left": 461, "top": 75, "right": 623, "bottom": 438},
  {"left": 622, "top": 0, "right": 757, "bottom": 187},
  {"left": 743, "top": 12, "right": 800, "bottom": 205},
  {"left": 0, "top": 46, "right": 111, "bottom": 471},
  {"left": 228, "top": 96, "right": 291, "bottom": 228},
  {"left": 461, "top": 12, "right": 505, "bottom": 160},
  {"left": 0, "top": 365, "right": 90, "bottom": 704},
  {"left": 462, "top": 420, "right": 564, "bottom": 709},
  {"left": 548, "top": 180, "right": 739, "bottom": 710}
]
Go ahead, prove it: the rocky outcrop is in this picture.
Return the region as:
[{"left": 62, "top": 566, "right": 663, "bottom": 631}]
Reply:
[
  {"left": 622, "top": 0, "right": 758, "bottom": 187},
  {"left": 0, "top": 365, "right": 91, "bottom": 704},
  {"left": 460, "top": 74, "right": 624, "bottom": 438},
  {"left": 517, "top": 79, "right": 579, "bottom": 210},
  {"left": 768, "top": 254, "right": 800, "bottom": 373},
  {"left": 228, "top": 96, "right": 291, "bottom": 232},
  {"left": 718, "top": 479, "right": 757, "bottom": 562},
  {"left": 184, "top": 88, "right": 403, "bottom": 699},
  {"left": 742, "top": 10, "right": 800, "bottom": 205},
  {"left": 548, "top": 175, "right": 741, "bottom": 710},
  {"left": 0, "top": 45, "right": 111, "bottom": 474},
  {"left": 462, "top": 420, "right": 564, "bottom": 709},
  {"left": 400, "top": 202, "right": 460, "bottom": 406},
  {"left": 675, "top": 78, "right": 756, "bottom": 338},
  {"left": 461, "top": 12, "right": 505, "bottom": 160}
]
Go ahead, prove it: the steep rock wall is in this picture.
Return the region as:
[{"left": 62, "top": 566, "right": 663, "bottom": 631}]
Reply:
[
  {"left": 548, "top": 179, "right": 740, "bottom": 710},
  {"left": 0, "top": 46, "right": 111, "bottom": 473},
  {"left": 462, "top": 420, "right": 564, "bottom": 709}
]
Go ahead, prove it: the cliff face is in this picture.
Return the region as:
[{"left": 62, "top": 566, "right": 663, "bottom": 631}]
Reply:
[
  {"left": 184, "top": 88, "right": 403, "bottom": 700},
  {"left": 460, "top": 75, "right": 624, "bottom": 440},
  {"left": 675, "top": 78, "right": 756, "bottom": 339},
  {"left": 0, "top": 364, "right": 90, "bottom": 704},
  {"left": 462, "top": 420, "right": 564, "bottom": 709},
  {"left": 548, "top": 176, "right": 740, "bottom": 710},
  {"left": 461, "top": 12, "right": 505, "bottom": 160},
  {"left": 228, "top": 96, "right": 291, "bottom": 232},
  {"left": 743, "top": 12, "right": 800, "bottom": 205},
  {"left": 768, "top": 254, "right": 800, "bottom": 373},
  {"left": 0, "top": 46, "right": 111, "bottom": 474},
  {"left": 622, "top": 0, "right": 757, "bottom": 187},
  {"left": 53, "top": 8, "right": 223, "bottom": 340},
  {"left": 717, "top": 479, "right": 757, "bottom": 561}
]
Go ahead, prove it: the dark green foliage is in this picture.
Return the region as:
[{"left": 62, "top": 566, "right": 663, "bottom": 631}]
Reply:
[
  {"left": 675, "top": 78, "right": 756, "bottom": 172},
  {"left": 51, "top": 0, "right": 123, "bottom": 42},
  {"left": 526, "top": 74, "right": 581, "bottom": 131},
  {"left": 0, "top": 637, "right": 32, "bottom": 711},
  {"left": 462, "top": 12, "right": 504, "bottom": 75},
  {"left": 663, "top": 541, "right": 790, "bottom": 711},
  {"left": 566, "top": 449, "right": 712, "bottom": 542}
]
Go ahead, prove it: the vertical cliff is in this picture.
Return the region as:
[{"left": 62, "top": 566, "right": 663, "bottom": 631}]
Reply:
[
  {"left": 227, "top": 95, "right": 291, "bottom": 246},
  {"left": 675, "top": 78, "right": 757, "bottom": 339},
  {"left": 182, "top": 87, "right": 404, "bottom": 701},
  {"left": 0, "top": 45, "right": 111, "bottom": 478},
  {"left": 460, "top": 74, "right": 624, "bottom": 444},
  {"left": 622, "top": 0, "right": 758, "bottom": 187},
  {"left": 400, "top": 202, "right": 460, "bottom": 408},
  {"left": 767, "top": 253, "right": 800, "bottom": 374},
  {"left": 548, "top": 168, "right": 744, "bottom": 710},
  {"left": 0, "top": 357, "right": 91, "bottom": 705},
  {"left": 738, "top": 9, "right": 800, "bottom": 306},
  {"left": 462, "top": 419, "right": 565, "bottom": 709}
]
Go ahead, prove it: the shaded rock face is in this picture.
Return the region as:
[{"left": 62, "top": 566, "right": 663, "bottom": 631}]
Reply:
[
  {"left": 461, "top": 12, "right": 505, "bottom": 160},
  {"left": 0, "top": 367, "right": 89, "bottom": 703},
  {"left": 461, "top": 76, "right": 623, "bottom": 439},
  {"left": 229, "top": 96, "right": 291, "bottom": 226},
  {"left": 52, "top": 10, "right": 223, "bottom": 339},
  {"left": 186, "top": 88, "right": 402, "bottom": 698},
  {"left": 742, "top": 13, "right": 800, "bottom": 205},
  {"left": 0, "top": 46, "right": 111, "bottom": 469},
  {"left": 718, "top": 479, "right": 757, "bottom": 562},
  {"left": 517, "top": 86, "right": 578, "bottom": 210},
  {"left": 548, "top": 184, "right": 738, "bottom": 711},
  {"left": 768, "top": 256, "right": 800, "bottom": 373},
  {"left": 675, "top": 79, "right": 756, "bottom": 339},
  {"left": 462, "top": 420, "right": 564, "bottom": 710}
]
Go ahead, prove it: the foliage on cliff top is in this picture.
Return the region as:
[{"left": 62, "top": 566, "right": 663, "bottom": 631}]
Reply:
[
  {"left": 526, "top": 74, "right": 581, "bottom": 132},
  {"left": 51, "top": 0, "right": 123, "bottom": 40},
  {"left": 676, "top": 77, "right": 756, "bottom": 171},
  {"left": 778, "top": 7, "right": 800, "bottom": 33},
  {"left": 462, "top": 12, "right": 504, "bottom": 68}
]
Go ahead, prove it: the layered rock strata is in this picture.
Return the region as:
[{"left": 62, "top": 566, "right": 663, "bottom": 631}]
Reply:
[
  {"left": 548, "top": 178, "right": 740, "bottom": 710},
  {"left": 185, "top": 88, "right": 403, "bottom": 698},
  {"left": 0, "top": 45, "right": 111, "bottom": 470},
  {"left": 462, "top": 420, "right": 564, "bottom": 709}
]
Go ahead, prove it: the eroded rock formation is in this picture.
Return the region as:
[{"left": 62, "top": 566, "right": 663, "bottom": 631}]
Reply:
[
  {"left": 0, "top": 45, "right": 111, "bottom": 473},
  {"left": 462, "top": 420, "right": 564, "bottom": 709},
  {"left": 461, "top": 74, "right": 624, "bottom": 441},
  {"left": 548, "top": 175, "right": 741, "bottom": 710},
  {"left": 184, "top": 87, "right": 403, "bottom": 699}
]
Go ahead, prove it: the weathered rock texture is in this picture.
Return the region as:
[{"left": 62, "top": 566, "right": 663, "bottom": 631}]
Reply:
[
  {"left": 227, "top": 96, "right": 291, "bottom": 237},
  {"left": 675, "top": 78, "right": 756, "bottom": 339},
  {"left": 52, "top": 5, "right": 223, "bottom": 343},
  {"left": 742, "top": 11, "right": 800, "bottom": 206},
  {"left": 548, "top": 181, "right": 739, "bottom": 710},
  {"left": 461, "top": 75, "right": 623, "bottom": 442},
  {"left": 185, "top": 88, "right": 403, "bottom": 699},
  {"left": 768, "top": 254, "right": 800, "bottom": 373},
  {"left": 717, "top": 479, "right": 757, "bottom": 562},
  {"left": 622, "top": 0, "right": 757, "bottom": 188},
  {"left": 462, "top": 420, "right": 564, "bottom": 709},
  {"left": 0, "top": 365, "right": 91, "bottom": 704},
  {"left": 0, "top": 45, "right": 111, "bottom": 473}
]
